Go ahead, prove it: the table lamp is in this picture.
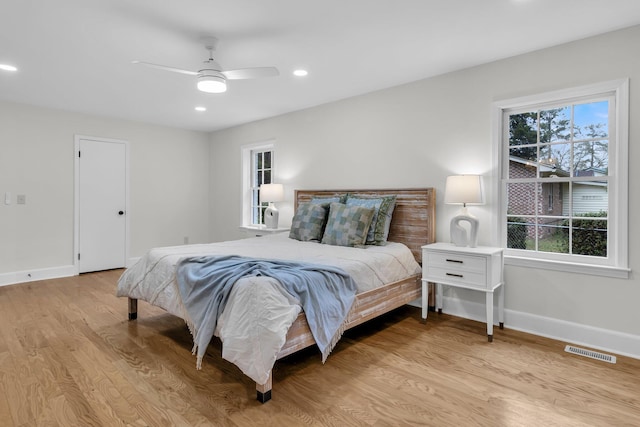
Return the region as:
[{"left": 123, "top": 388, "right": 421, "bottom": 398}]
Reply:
[
  {"left": 444, "top": 175, "right": 484, "bottom": 247},
  {"left": 260, "top": 183, "right": 284, "bottom": 229}
]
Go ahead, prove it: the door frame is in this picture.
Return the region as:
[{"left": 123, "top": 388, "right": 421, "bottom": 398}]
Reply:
[{"left": 73, "top": 135, "right": 130, "bottom": 275}]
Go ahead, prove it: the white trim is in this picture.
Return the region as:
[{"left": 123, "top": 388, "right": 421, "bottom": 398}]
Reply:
[
  {"left": 434, "top": 295, "right": 640, "bottom": 360},
  {"left": 613, "top": 79, "right": 629, "bottom": 272},
  {"left": 492, "top": 79, "right": 628, "bottom": 111},
  {"left": 492, "top": 79, "right": 629, "bottom": 273},
  {"left": 490, "top": 102, "right": 503, "bottom": 248},
  {"left": 505, "top": 255, "right": 629, "bottom": 279},
  {"left": 74, "top": 135, "right": 130, "bottom": 275},
  {"left": 0, "top": 265, "right": 76, "bottom": 287},
  {"left": 0, "top": 258, "right": 138, "bottom": 287}
]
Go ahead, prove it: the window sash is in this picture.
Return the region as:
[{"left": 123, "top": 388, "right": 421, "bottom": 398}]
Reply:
[
  {"left": 493, "top": 80, "right": 628, "bottom": 275},
  {"left": 249, "top": 148, "right": 273, "bottom": 226}
]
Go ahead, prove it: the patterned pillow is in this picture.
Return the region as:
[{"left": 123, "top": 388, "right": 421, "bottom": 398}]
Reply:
[
  {"left": 289, "top": 202, "right": 329, "bottom": 242},
  {"left": 345, "top": 195, "right": 397, "bottom": 245},
  {"left": 309, "top": 194, "right": 348, "bottom": 205},
  {"left": 321, "top": 203, "right": 375, "bottom": 247}
]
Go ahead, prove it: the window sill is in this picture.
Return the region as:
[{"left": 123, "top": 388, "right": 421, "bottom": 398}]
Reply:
[
  {"left": 238, "top": 225, "right": 290, "bottom": 237},
  {"left": 505, "top": 255, "right": 630, "bottom": 279}
]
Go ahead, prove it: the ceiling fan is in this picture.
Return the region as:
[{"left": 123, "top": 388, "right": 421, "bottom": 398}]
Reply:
[{"left": 132, "top": 37, "right": 279, "bottom": 93}]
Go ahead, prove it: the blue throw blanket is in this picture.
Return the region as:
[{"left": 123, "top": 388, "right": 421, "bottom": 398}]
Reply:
[{"left": 176, "top": 255, "right": 358, "bottom": 369}]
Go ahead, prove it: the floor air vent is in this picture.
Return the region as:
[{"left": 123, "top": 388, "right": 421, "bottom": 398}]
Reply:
[{"left": 564, "top": 345, "right": 616, "bottom": 364}]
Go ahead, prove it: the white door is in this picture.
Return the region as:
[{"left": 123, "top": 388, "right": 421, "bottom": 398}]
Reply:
[{"left": 78, "top": 138, "right": 127, "bottom": 273}]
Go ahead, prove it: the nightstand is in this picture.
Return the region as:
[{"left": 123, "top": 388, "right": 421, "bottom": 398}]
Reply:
[
  {"left": 421, "top": 243, "right": 504, "bottom": 342},
  {"left": 239, "top": 225, "right": 290, "bottom": 237}
]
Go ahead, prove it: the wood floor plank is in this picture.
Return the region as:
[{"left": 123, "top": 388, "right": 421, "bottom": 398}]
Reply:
[
  {"left": 0, "top": 353, "right": 17, "bottom": 427},
  {"left": 44, "top": 343, "right": 106, "bottom": 426},
  {"left": 67, "top": 341, "right": 141, "bottom": 426},
  {"left": 46, "top": 394, "right": 82, "bottom": 427},
  {"left": 1, "top": 269, "right": 640, "bottom": 426}
]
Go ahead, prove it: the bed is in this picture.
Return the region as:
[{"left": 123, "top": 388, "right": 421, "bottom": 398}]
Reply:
[{"left": 117, "top": 188, "right": 436, "bottom": 403}]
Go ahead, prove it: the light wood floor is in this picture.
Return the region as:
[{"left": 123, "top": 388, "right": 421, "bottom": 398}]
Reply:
[{"left": 1, "top": 270, "right": 639, "bottom": 426}]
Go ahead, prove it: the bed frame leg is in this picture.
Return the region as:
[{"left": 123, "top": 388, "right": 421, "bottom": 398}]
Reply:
[
  {"left": 128, "top": 298, "right": 138, "bottom": 320},
  {"left": 256, "top": 372, "right": 272, "bottom": 403}
]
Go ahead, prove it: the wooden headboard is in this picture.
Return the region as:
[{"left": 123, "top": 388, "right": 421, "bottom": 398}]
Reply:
[{"left": 294, "top": 188, "right": 436, "bottom": 264}]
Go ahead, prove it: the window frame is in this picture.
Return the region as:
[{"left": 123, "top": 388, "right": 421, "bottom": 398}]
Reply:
[
  {"left": 241, "top": 141, "right": 275, "bottom": 227},
  {"left": 492, "top": 80, "right": 629, "bottom": 278}
]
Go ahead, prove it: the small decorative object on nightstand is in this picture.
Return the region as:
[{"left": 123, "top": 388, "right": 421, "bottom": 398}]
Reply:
[
  {"left": 239, "top": 225, "right": 290, "bottom": 238},
  {"left": 260, "top": 183, "right": 284, "bottom": 229},
  {"left": 421, "top": 242, "right": 504, "bottom": 342}
]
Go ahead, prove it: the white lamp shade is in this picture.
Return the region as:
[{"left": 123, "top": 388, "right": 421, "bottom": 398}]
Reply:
[
  {"left": 260, "top": 183, "right": 284, "bottom": 203},
  {"left": 197, "top": 75, "right": 227, "bottom": 93},
  {"left": 444, "top": 175, "right": 484, "bottom": 205}
]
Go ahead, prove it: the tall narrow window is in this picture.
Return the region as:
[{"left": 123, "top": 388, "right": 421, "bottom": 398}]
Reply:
[
  {"left": 494, "top": 80, "right": 628, "bottom": 277},
  {"left": 250, "top": 149, "right": 273, "bottom": 225},
  {"left": 242, "top": 141, "right": 275, "bottom": 227}
]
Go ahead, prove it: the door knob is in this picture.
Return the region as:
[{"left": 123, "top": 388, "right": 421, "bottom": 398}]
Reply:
[{"left": 118, "top": 211, "right": 124, "bottom": 215}]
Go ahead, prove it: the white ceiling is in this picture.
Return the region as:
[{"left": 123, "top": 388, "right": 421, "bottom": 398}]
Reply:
[{"left": 2, "top": 0, "right": 640, "bottom": 132}]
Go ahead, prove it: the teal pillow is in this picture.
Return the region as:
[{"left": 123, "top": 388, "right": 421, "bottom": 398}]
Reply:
[
  {"left": 321, "top": 203, "right": 375, "bottom": 247},
  {"left": 345, "top": 195, "right": 397, "bottom": 245},
  {"left": 289, "top": 202, "right": 329, "bottom": 242},
  {"left": 309, "top": 194, "right": 348, "bottom": 205}
]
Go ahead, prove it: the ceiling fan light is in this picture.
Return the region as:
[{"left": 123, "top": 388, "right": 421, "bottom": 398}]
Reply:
[
  {"left": 197, "top": 75, "right": 227, "bottom": 93},
  {"left": 0, "top": 64, "right": 17, "bottom": 72}
]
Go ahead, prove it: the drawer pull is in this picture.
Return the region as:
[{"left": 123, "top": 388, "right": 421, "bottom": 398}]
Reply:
[
  {"left": 446, "top": 273, "right": 464, "bottom": 278},
  {"left": 446, "top": 259, "right": 463, "bottom": 264}
]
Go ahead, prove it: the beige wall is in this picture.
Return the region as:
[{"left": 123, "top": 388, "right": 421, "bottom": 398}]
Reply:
[
  {"left": 209, "top": 26, "right": 640, "bottom": 348},
  {"left": 0, "top": 101, "right": 211, "bottom": 275}
]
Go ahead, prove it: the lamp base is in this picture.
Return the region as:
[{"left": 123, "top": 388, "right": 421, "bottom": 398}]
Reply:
[
  {"left": 264, "top": 203, "right": 279, "bottom": 229},
  {"left": 450, "top": 208, "right": 479, "bottom": 248}
]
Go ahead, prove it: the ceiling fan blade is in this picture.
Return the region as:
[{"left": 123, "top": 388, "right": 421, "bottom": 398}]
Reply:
[
  {"left": 221, "top": 67, "right": 279, "bottom": 80},
  {"left": 131, "top": 61, "right": 199, "bottom": 76}
]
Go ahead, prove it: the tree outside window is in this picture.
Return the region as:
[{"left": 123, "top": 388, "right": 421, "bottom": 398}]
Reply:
[{"left": 505, "top": 101, "right": 610, "bottom": 258}]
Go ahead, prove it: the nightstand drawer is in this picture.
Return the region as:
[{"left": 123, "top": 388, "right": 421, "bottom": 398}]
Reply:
[
  {"left": 426, "top": 266, "right": 487, "bottom": 289},
  {"left": 427, "top": 252, "right": 486, "bottom": 275}
]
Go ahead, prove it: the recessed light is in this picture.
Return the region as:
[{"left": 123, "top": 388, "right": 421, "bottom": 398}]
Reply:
[
  {"left": 195, "top": 106, "right": 207, "bottom": 112},
  {"left": 293, "top": 69, "right": 308, "bottom": 77},
  {"left": 0, "top": 64, "right": 17, "bottom": 72}
]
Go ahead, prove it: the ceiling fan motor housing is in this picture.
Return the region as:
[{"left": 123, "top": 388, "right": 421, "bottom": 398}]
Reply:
[{"left": 197, "top": 70, "right": 227, "bottom": 93}]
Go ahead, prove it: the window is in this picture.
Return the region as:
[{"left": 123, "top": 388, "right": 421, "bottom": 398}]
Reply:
[
  {"left": 494, "top": 80, "right": 629, "bottom": 277},
  {"left": 242, "top": 142, "right": 274, "bottom": 226}
]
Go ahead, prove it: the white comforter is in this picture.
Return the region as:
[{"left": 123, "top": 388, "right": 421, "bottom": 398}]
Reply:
[{"left": 117, "top": 233, "right": 420, "bottom": 384}]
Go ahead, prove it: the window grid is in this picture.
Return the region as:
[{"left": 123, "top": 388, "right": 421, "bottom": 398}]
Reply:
[{"left": 503, "top": 95, "right": 613, "bottom": 261}]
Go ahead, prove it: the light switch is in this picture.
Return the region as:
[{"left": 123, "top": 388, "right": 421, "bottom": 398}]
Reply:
[
  {"left": 4, "top": 192, "right": 10, "bottom": 205},
  {"left": 17, "top": 194, "right": 26, "bottom": 205}
]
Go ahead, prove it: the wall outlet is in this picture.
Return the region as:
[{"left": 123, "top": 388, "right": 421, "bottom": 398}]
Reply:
[
  {"left": 17, "top": 194, "right": 26, "bottom": 204},
  {"left": 183, "top": 236, "right": 189, "bottom": 245}
]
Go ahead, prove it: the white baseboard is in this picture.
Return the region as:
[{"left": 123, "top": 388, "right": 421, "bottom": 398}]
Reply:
[
  {"left": 429, "top": 296, "right": 640, "bottom": 361},
  {"left": 0, "top": 265, "right": 77, "bottom": 287},
  {"left": 0, "top": 260, "right": 139, "bottom": 287}
]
